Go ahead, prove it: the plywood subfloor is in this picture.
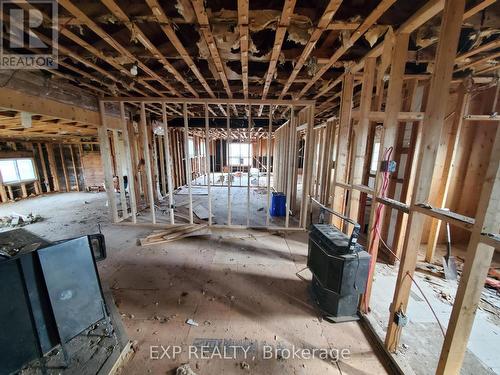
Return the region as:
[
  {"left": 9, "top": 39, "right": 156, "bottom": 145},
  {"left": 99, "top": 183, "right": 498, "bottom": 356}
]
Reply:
[{"left": 0, "top": 192, "right": 389, "bottom": 374}]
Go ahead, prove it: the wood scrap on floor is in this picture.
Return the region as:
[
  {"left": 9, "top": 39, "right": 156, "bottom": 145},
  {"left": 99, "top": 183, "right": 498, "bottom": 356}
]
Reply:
[
  {"left": 139, "top": 224, "right": 210, "bottom": 246},
  {"left": 175, "top": 186, "right": 208, "bottom": 195},
  {"left": 192, "top": 204, "right": 213, "bottom": 220}
]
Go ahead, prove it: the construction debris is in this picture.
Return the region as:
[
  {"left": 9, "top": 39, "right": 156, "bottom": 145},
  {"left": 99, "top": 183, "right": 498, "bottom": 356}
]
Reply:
[
  {"left": 185, "top": 319, "right": 199, "bottom": 327},
  {"left": 176, "top": 364, "right": 198, "bottom": 375},
  {"left": 139, "top": 224, "right": 210, "bottom": 246},
  {"left": 0, "top": 213, "right": 43, "bottom": 228}
]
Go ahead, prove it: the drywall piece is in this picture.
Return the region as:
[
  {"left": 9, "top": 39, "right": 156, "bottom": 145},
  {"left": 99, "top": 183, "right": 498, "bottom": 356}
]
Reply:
[{"left": 192, "top": 204, "right": 214, "bottom": 220}]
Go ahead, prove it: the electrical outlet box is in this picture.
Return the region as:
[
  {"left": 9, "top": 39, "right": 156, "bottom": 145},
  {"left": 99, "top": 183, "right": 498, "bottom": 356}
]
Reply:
[
  {"left": 380, "top": 160, "right": 397, "bottom": 173},
  {"left": 394, "top": 311, "right": 409, "bottom": 327}
]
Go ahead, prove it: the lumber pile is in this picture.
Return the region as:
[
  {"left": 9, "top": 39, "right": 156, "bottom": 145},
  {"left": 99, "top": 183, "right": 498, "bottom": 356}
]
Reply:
[{"left": 139, "top": 224, "right": 210, "bottom": 246}]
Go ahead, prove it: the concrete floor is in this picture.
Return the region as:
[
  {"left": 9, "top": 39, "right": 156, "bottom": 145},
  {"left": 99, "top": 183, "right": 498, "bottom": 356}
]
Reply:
[
  {"left": 129, "top": 172, "right": 302, "bottom": 228},
  {"left": 0, "top": 192, "right": 388, "bottom": 375},
  {"left": 369, "top": 256, "right": 500, "bottom": 375}
]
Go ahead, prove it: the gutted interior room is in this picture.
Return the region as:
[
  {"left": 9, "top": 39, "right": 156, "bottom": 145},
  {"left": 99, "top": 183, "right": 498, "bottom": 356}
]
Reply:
[{"left": 0, "top": 0, "right": 499, "bottom": 374}]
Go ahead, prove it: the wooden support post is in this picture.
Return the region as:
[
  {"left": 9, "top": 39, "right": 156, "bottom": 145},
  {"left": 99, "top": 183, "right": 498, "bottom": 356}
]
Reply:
[
  {"left": 227, "top": 104, "right": 232, "bottom": 225},
  {"left": 247, "top": 106, "right": 251, "bottom": 227},
  {"left": 285, "top": 106, "right": 295, "bottom": 227},
  {"left": 391, "top": 80, "right": 426, "bottom": 262},
  {"left": 361, "top": 32, "right": 410, "bottom": 313},
  {"left": 7, "top": 186, "right": 13, "bottom": 201},
  {"left": 159, "top": 134, "right": 166, "bottom": 195},
  {"left": 348, "top": 57, "right": 376, "bottom": 226},
  {"left": 385, "top": 0, "right": 466, "bottom": 352},
  {"left": 0, "top": 168, "right": 7, "bottom": 202},
  {"left": 112, "top": 130, "right": 128, "bottom": 219},
  {"left": 436, "top": 115, "right": 500, "bottom": 374},
  {"left": 162, "top": 103, "right": 175, "bottom": 224},
  {"left": 323, "top": 120, "right": 336, "bottom": 205},
  {"left": 331, "top": 73, "right": 354, "bottom": 229},
  {"left": 98, "top": 101, "right": 118, "bottom": 223},
  {"left": 59, "top": 144, "right": 70, "bottom": 192},
  {"left": 266, "top": 106, "right": 273, "bottom": 226},
  {"left": 0, "top": 183, "right": 7, "bottom": 202},
  {"left": 141, "top": 102, "right": 156, "bottom": 224},
  {"left": 300, "top": 105, "right": 315, "bottom": 228},
  {"left": 121, "top": 103, "right": 137, "bottom": 223},
  {"left": 183, "top": 103, "right": 193, "bottom": 224},
  {"left": 205, "top": 104, "right": 212, "bottom": 226},
  {"left": 69, "top": 145, "right": 80, "bottom": 191},
  {"left": 37, "top": 143, "right": 50, "bottom": 192},
  {"left": 20, "top": 184, "right": 27, "bottom": 198},
  {"left": 425, "top": 87, "right": 470, "bottom": 262},
  {"left": 78, "top": 144, "right": 86, "bottom": 190},
  {"left": 46, "top": 143, "right": 59, "bottom": 191},
  {"left": 151, "top": 132, "right": 159, "bottom": 200}
]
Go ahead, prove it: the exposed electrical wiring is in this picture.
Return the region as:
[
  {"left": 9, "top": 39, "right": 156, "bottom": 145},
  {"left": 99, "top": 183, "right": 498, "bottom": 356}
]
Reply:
[{"left": 366, "top": 146, "right": 446, "bottom": 338}]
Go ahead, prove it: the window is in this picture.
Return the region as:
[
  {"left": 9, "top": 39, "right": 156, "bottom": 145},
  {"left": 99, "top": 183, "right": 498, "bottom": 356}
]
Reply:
[
  {"left": 370, "top": 142, "right": 380, "bottom": 172},
  {"left": 188, "top": 137, "right": 195, "bottom": 158},
  {"left": 229, "top": 143, "right": 252, "bottom": 165},
  {"left": 0, "top": 158, "right": 37, "bottom": 184}
]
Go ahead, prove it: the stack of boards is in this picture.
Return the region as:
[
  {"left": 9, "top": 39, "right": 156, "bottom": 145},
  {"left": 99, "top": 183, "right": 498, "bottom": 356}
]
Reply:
[{"left": 139, "top": 224, "right": 210, "bottom": 246}]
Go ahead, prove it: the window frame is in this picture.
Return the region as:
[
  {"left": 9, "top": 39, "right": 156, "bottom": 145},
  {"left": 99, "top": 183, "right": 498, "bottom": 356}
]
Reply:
[
  {"left": 0, "top": 157, "right": 38, "bottom": 185},
  {"left": 228, "top": 142, "right": 252, "bottom": 166}
]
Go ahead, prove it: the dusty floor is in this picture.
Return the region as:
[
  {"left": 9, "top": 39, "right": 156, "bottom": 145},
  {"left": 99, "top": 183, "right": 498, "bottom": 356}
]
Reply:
[
  {"left": 127, "top": 173, "right": 301, "bottom": 228},
  {"left": 369, "top": 255, "right": 500, "bottom": 375},
  {"left": 0, "top": 192, "right": 387, "bottom": 375}
]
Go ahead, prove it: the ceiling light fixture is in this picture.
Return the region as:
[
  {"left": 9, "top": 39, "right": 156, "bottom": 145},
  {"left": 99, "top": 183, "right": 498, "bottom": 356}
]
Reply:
[{"left": 130, "top": 64, "right": 138, "bottom": 76}]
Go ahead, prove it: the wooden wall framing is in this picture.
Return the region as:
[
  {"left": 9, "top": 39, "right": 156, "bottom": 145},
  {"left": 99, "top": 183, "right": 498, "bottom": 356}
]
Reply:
[
  {"left": 306, "top": 0, "right": 500, "bottom": 373},
  {"left": 99, "top": 98, "right": 315, "bottom": 231}
]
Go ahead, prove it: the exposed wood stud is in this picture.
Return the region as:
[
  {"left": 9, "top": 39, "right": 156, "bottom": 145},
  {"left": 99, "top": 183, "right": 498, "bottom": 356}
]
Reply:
[
  {"left": 385, "top": 0, "right": 466, "bottom": 352},
  {"left": 140, "top": 103, "right": 157, "bottom": 224}
]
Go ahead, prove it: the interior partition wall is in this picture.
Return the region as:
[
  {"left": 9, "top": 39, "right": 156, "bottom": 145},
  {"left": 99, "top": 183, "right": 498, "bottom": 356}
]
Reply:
[{"left": 98, "top": 98, "right": 315, "bottom": 230}]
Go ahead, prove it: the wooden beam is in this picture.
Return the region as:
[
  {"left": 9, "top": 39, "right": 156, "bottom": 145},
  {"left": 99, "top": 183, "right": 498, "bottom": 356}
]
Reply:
[
  {"left": 285, "top": 107, "right": 296, "bottom": 227},
  {"left": 37, "top": 143, "right": 50, "bottom": 192},
  {"left": 361, "top": 32, "right": 410, "bottom": 312},
  {"left": 145, "top": 0, "right": 216, "bottom": 98},
  {"left": 101, "top": 0, "right": 195, "bottom": 97},
  {"left": 455, "top": 51, "right": 500, "bottom": 72},
  {"left": 385, "top": 0, "right": 466, "bottom": 352},
  {"left": 191, "top": 0, "right": 233, "bottom": 99},
  {"left": 120, "top": 103, "right": 138, "bottom": 223},
  {"left": 98, "top": 102, "right": 119, "bottom": 223},
  {"left": 261, "top": 0, "right": 297, "bottom": 102},
  {"left": 348, "top": 57, "right": 376, "bottom": 226},
  {"left": 141, "top": 103, "right": 156, "bottom": 224},
  {"left": 59, "top": 144, "right": 70, "bottom": 192},
  {"left": 456, "top": 39, "right": 500, "bottom": 61},
  {"left": 425, "top": 87, "right": 470, "bottom": 261},
  {"left": 204, "top": 104, "right": 212, "bottom": 226},
  {"left": 279, "top": 0, "right": 342, "bottom": 99},
  {"left": 463, "top": 0, "right": 496, "bottom": 19},
  {"left": 331, "top": 73, "right": 354, "bottom": 229},
  {"left": 58, "top": 0, "right": 179, "bottom": 96},
  {"left": 238, "top": 0, "right": 250, "bottom": 99},
  {"left": 391, "top": 80, "right": 426, "bottom": 262},
  {"left": 226, "top": 104, "right": 232, "bottom": 225},
  {"left": 266, "top": 107, "right": 273, "bottom": 226},
  {"left": 45, "top": 143, "right": 59, "bottom": 191},
  {"left": 297, "top": 0, "right": 396, "bottom": 98},
  {"left": 102, "top": 97, "right": 314, "bottom": 106},
  {"left": 437, "top": 109, "right": 500, "bottom": 374},
  {"left": 69, "top": 145, "right": 80, "bottom": 192},
  {"left": 0, "top": 87, "right": 120, "bottom": 129},
  {"left": 300, "top": 106, "right": 316, "bottom": 228},
  {"left": 183, "top": 104, "right": 194, "bottom": 224}
]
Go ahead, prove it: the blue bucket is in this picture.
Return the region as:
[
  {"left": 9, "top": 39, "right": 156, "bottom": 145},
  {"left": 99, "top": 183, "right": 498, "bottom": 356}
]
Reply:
[{"left": 270, "top": 192, "right": 286, "bottom": 217}]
